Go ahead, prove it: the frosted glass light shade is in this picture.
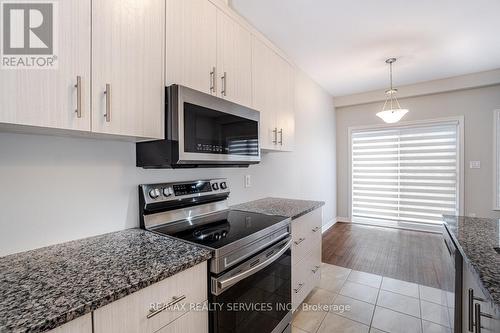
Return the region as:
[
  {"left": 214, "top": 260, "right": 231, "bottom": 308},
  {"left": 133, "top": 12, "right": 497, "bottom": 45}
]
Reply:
[{"left": 376, "top": 109, "right": 409, "bottom": 123}]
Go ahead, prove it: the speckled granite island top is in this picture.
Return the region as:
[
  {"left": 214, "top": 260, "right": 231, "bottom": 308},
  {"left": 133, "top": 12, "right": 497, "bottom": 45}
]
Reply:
[
  {"left": 0, "top": 229, "right": 212, "bottom": 333},
  {"left": 232, "top": 197, "right": 324, "bottom": 220},
  {"left": 443, "top": 215, "right": 500, "bottom": 306}
]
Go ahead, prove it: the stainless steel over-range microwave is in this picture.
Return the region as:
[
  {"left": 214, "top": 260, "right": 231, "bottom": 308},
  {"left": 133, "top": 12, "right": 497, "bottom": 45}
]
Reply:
[{"left": 136, "top": 85, "right": 260, "bottom": 168}]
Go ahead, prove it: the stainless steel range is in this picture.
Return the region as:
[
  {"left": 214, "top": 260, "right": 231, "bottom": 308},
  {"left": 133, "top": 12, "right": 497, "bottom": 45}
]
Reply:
[{"left": 139, "top": 179, "right": 292, "bottom": 333}]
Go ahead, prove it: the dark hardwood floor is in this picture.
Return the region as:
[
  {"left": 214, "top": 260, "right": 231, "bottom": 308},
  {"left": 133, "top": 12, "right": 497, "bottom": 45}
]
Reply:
[{"left": 322, "top": 222, "right": 453, "bottom": 290}]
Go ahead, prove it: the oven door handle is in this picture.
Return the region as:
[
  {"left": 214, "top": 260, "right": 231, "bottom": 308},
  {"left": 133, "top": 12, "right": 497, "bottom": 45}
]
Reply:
[{"left": 214, "top": 238, "right": 292, "bottom": 294}]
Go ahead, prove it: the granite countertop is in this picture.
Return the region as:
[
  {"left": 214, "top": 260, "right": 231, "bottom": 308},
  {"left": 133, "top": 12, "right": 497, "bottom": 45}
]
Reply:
[
  {"left": 232, "top": 197, "right": 324, "bottom": 220},
  {"left": 0, "top": 229, "right": 212, "bottom": 333},
  {"left": 443, "top": 215, "right": 500, "bottom": 306}
]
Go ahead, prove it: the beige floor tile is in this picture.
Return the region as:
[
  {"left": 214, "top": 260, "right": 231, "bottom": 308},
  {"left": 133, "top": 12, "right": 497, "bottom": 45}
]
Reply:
[
  {"left": 292, "top": 326, "right": 309, "bottom": 333},
  {"left": 348, "top": 270, "right": 383, "bottom": 288},
  {"left": 376, "top": 289, "right": 420, "bottom": 317},
  {"left": 419, "top": 285, "right": 449, "bottom": 306},
  {"left": 340, "top": 281, "right": 379, "bottom": 304},
  {"left": 317, "top": 312, "right": 370, "bottom": 333},
  {"left": 420, "top": 300, "right": 451, "bottom": 328},
  {"left": 371, "top": 306, "right": 422, "bottom": 333},
  {"left": 321, "top": 263, "right": 352, "bottom": 280},
  {"left": 331, "top": 294, "right": 375, "bottom": 325},
  {"left": 318, "top": 273, "right": 347, "bottom": 293},
  {"left": 381, "top": 277, "right": 419, "bottom": 298},
  {"left": 292, "top": 305, "right": 328, "bottom": 333},
  {"left": 304, "top": 287, "right": 337, "bottom": 305},
  {"left": 422, "top": 320, "right": 452, "bottom": 333}
]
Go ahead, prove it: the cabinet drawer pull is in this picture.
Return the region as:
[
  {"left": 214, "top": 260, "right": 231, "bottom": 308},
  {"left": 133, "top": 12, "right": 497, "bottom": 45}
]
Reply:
[
  {"left": 312, "top": 226, "right": 320, "bottom": 233},
  {"left": 104, "top": 84, "right": 111, "bottom": 122},
  {"left": 469, "top": 288, "right": 487, "bottom": 331},
  {"left": 294, "top": 283, "right": 304, "bottom": 294},
  {"left": 312, "top": 265, "right": 320, "bottom": 274},
  {"left": 221, "top": 71, "right": 227, "bottom": 96},
  {"left": 272, "top": 128, "right": 278, "bottom": 144},
  {"left": 210, "top": 67, "right": 216, "bottom": 93},
  {"left": 474, "top": 303, "right": 493, "bottom": 333},
  {"left": 294, "top": 237, "right": 305, "bottom": 245},
  {"left": 147, "top": 295, "right": 186, "bottom": 319},
  {"left": 278, "top": 128, "right": 283, "bottom": 146},
  {"left": 74, "top": 76, "right": 82, "bottom": 118}
]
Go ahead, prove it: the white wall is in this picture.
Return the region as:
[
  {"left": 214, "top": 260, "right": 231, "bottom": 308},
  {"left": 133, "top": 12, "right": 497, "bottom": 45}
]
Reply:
[
  {"left": 0, "top": 69, "right": 336, "bottom": 256},
  {"left": 336, "top": 84, "right": 500, "bottom": 219}
]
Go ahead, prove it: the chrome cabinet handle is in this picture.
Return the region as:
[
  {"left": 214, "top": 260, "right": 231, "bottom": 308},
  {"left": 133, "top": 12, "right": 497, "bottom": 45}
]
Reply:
[
  {"left": 221, "top": 71, "right": 227, "bottom": 96},
  {"left": 294, "top": 237, "right": 305, "bottom": 245},
  {"left": 312, "top": 226, "right": 320, "bottom": 233},
  {"left": 210, "top": 67, "right": 216, "bottom": 93},
  {"left": 469, "top": 289, "right": 486, "bottom": 332},
  {"left": 74, "top": 76, "right": 82, "bottom": 118},
  {"left": 272, "top": 128, "right": 278, "bottom": 144},
  {"left": 294, "top": 283, "right": 304, "bottom": 294},
  {"left": 147, "top": 295, "right": 186, "bottom": 319},
  {"left": 104, "top": 84, "right": 111, "bottom": 122},
  {"left": 474, "top": 303, "right": 493, "bottom": 333},
  {"left": 278, "top": 128, "right": 283, "bottom": 145},
  {"left": 312, "top": 265, "right": 320, "bottom": 274}
]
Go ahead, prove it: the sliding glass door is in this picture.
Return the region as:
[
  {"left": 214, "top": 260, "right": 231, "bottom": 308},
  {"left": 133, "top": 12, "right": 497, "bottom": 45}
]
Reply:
[{"left": 351, "top": 121, "right": 460, "bottom": 226}]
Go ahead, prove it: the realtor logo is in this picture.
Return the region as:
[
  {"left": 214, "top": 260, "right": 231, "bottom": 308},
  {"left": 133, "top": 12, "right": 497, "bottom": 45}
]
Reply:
[{"left": 1, "top": 0, "right": 58, "bottom": 69}]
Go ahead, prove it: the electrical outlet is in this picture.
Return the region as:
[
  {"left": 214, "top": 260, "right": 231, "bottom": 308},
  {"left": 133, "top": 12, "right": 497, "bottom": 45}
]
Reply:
[
  {"left": 469, "top": 161, "right": 481, "bottom": 169},
  {"left": 244, "top": 175, "right": 251, "bottom": 188}
]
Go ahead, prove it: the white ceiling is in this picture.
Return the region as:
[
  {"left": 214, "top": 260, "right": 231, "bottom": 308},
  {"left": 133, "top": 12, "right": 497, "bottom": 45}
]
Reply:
[{"left": 231, "top": 0, "right": 500, "bottom": 97}]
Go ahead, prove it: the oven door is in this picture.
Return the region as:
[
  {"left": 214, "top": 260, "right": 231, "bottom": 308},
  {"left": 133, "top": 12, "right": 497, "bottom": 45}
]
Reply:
[
  {"left": 210, "top": 237, "right": 292, "bottom": 333},
  {"left": 171, "top": 85, "right": 261, "bottom": 165}
]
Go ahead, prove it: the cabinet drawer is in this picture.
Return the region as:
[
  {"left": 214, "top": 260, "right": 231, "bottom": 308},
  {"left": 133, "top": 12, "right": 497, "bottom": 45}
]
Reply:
[
  {"left": 94, "top": 262, "right": 207, "bottom": 333},
  {"left": 292, "top": 208, "right": 322, "bottom": 265},
  {"left": 292, "top": 246, "right": 322, "bottom": 311},
  {"left": 155, "top": 302, "right": 208, "bottom": 333}
]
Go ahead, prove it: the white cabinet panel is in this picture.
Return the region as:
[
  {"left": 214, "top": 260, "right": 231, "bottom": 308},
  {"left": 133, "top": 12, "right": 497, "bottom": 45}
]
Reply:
[
  {"left": 92, "top": 0, "right": 164, "bottom": 139},
  {"left": 46, "top": 314, "right": 92, "bottom": 333},
  {"left": 216, "top": 10, "right": 252, "bottom": 107},
  {"left": 156, "top": 304, "right": 208, "bottom": 333},
  {"left": 166, "top": 0, "right": 217, "bottom": 95},
  {"left": 0, "top": 0, "right": 91, "bottom": 132}
]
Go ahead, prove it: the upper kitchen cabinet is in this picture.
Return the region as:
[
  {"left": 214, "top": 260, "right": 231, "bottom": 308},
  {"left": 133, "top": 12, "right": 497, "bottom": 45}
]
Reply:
[
  {"left": 166, "top": 0, "right": 217, "bottom": 95},
  {"left": 0, "top": 0, "right": 91, "bottom": 132},
  {"left": 252, "top": 36, "right": 295, "bottom": 151},
  {"left": 92, "top": 0, "right": 164, "bottom": 139},
  {"left": 216, "top": 10, "right": 252, "bottom": 107}
]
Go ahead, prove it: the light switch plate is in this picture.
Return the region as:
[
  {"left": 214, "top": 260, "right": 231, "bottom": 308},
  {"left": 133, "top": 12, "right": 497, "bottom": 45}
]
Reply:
[{"left": 469, "top": 161, "right": 481, "bottom": 169}]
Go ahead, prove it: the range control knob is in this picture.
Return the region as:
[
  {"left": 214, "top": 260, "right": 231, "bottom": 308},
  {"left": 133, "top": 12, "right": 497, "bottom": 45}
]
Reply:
[
  {"left": 163, "top": 187, "right": 173, "bottom": 197},
  {"left": 220, "top": 182, "right": 227, "bottom": 190},
  {"left": 212, "top": 183, "right": 219, "bottom": 191},
  {"left": 149, "top": 188, "right": 161, "bottom": 199}
]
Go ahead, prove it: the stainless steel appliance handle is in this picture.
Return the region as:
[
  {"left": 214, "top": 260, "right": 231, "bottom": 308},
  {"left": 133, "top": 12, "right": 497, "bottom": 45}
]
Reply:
[
  {"left": 221, "top": 72, "right": 227, "bottom": 96},
  {"left": 278, "top": 128, "right": 283, "bottom": 145},
  {"left": 210, "top": 67, "right": 216, "bottom": 93},
  {"left": 74, "top": 76, "right": 82, "bottom": 118},
  {"left": 216, "top": 238, "right": 291, "bottom": 293},
  {"left": 273, "top": 128, "right": 278, "bottom": 144},
  {"left": 104, "top": 84, "right": 111, "bottom": 122},
  {"left": 147, "top": 295, "right": 186, "bottom": 319}
]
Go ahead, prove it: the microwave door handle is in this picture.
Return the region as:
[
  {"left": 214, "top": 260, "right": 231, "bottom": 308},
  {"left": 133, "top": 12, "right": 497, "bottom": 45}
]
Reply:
[{"left": 214, "top": 238, "right": 291, "bottom": 294}]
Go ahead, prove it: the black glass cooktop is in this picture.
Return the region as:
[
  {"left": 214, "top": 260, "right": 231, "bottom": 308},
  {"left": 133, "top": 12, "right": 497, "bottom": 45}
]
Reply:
[{"left": 152, "top": 210, "right": 289, "bottom": 249}]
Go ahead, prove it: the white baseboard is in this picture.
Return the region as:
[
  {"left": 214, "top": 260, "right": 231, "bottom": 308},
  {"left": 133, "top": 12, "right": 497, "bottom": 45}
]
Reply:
[
  {"left": 321, "top": 217, "right": 349, "bottom": 233},
  {"left": 336, "top": 216, "right": 351, "bottom": 223}
]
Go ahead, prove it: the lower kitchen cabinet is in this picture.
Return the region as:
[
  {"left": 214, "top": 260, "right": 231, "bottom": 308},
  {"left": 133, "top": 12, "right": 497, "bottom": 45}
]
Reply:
[
  {"left": 93, "top": 262, "right": 207, "bottom": 333},
  {"left": 46, "top": 314, "right": 92, "bottom": 333},
  {"left": 291, "top": 208, "right": 323, "bottom": 310}
]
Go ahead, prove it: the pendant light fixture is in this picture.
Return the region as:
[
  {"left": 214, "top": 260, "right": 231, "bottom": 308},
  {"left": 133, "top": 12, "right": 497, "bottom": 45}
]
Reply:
[{"left": 376, "top": 58, "right": 409, "bottom": 123}]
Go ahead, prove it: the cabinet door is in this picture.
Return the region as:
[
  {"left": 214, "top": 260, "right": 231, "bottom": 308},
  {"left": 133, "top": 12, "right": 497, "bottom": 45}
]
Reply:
[
  {"left": 156, "top": 304, "right": 208, "bottom": 333},
  {"left": 216, "top": 10, "right": 252, "bottom": 107},
  {"left": 251, "top": 37, "right": 277, "bottom": 150},
  {"left": 46, "top": 314, "right": 92, "bottom": 333},
  {"left": 92, "top": 0, "right": 164, "bottom": 139},
  {"left": 0, "top": 0, "right": 91, "bottom": 132},
  {"left": 277, "top": 61, "right": 295, "bottom": 151},
  {"left": 166, "top": 0, "right": 217, "bottom": 95}
]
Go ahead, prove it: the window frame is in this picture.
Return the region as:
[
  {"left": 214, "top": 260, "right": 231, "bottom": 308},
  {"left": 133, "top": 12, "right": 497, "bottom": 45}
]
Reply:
[{"left": 347, "top": 116, "right": 465, "bottom": 223}]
